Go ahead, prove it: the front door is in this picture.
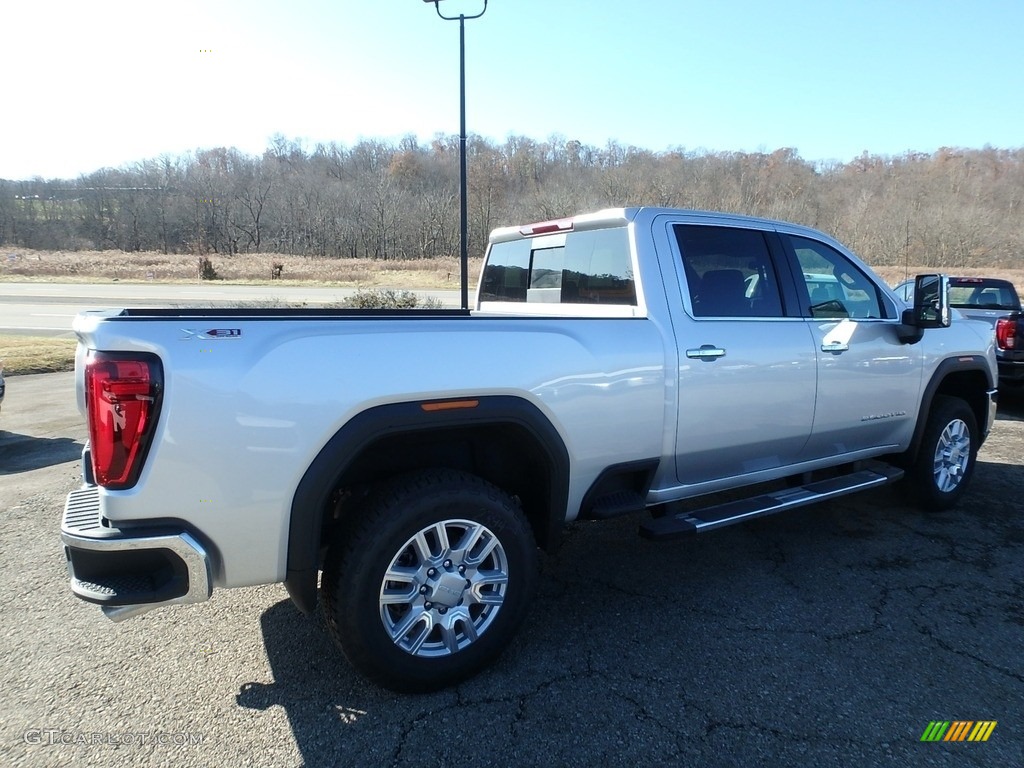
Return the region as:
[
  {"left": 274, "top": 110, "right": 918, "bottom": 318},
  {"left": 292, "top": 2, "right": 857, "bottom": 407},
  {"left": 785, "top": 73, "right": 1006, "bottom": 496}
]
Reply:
[{"left": 785, "top": 234, "right": 922, "bottom": 459}]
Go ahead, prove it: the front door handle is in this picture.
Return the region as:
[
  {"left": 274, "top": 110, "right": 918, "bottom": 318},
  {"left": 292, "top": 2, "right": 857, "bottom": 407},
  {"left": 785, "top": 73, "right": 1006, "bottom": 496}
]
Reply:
[
  {"left": 821, "top": 342, "right": 849, "bottom": 353},
  {"left": 686, "top": 345, "right": 726, "bottom": 361}
]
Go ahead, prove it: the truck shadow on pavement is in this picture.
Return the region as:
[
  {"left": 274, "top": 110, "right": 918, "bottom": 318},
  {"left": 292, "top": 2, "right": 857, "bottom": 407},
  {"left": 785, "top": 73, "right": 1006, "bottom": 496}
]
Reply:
[
  {"left": 236, "top": 457, "right": 1024, "bottom": 766},
  {"left": 235, "top": 603, "right": 385, "bottom": 757},
  {"left": 0, "top": 432, "right": 81, "bottom": 474}
]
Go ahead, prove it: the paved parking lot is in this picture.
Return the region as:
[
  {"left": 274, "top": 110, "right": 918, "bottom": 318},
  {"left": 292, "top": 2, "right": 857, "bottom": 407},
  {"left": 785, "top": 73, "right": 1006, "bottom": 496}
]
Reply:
[{"left": 1, "top": 373, "right": 1021, "bottom": 767}]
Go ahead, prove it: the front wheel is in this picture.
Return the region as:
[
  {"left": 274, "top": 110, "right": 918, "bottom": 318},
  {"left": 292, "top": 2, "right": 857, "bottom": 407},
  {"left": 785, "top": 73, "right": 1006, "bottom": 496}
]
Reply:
[
  {"left": 906, "top": 395, "right": 978, "bottom": 511},
  {"left": 320, "top": 470, "right": 538, "bottom": 692}
]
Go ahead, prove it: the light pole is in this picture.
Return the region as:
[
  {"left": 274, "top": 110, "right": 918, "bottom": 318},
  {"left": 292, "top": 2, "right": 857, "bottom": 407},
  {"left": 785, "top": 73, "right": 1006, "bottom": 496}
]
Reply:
[{"left": 422, "top": 0, "right": 488, "bottom": 310}]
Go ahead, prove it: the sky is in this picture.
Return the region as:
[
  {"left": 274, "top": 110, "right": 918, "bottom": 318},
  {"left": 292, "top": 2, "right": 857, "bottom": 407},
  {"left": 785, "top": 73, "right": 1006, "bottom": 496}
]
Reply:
[{"left": 3, "top": 0, "right": 1023, "bottom": 180}]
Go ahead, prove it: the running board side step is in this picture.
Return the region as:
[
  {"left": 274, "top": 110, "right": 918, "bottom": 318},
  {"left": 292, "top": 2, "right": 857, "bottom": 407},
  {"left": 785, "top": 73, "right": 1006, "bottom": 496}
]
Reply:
[{"left": 640, "top": 462, "right": 904, "bottom": 540}]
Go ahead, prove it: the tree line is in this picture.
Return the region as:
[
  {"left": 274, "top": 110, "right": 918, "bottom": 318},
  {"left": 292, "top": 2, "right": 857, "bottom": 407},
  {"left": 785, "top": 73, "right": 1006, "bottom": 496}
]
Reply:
[{"left": 1, "top": 135, "right": 1022, "bottom": 269}]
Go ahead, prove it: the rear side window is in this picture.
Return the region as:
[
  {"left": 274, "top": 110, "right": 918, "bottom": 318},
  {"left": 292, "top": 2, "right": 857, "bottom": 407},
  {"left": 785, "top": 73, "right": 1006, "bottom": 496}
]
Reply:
[
  {"left": 674, "top": 225, "right": 784, "bottom": 318},
  {"left": 480, "top": 228, "right": 636, "bottom": 305}
]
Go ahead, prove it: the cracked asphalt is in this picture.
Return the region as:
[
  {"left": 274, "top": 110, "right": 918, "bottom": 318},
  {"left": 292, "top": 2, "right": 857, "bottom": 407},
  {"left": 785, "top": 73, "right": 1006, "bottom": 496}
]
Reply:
[{"left": 1, "top": 372, "right": 1021, "bottom": 767}]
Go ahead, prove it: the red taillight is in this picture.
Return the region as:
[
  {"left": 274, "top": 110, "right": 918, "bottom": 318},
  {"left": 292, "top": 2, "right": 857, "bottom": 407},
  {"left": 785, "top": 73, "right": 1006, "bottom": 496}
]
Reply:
[
  {"left": 996, "top": 317, "right": 1017, "bottom": 350},
  {"left": 85, "top": 353, "right": 163, "bottom": 489}
]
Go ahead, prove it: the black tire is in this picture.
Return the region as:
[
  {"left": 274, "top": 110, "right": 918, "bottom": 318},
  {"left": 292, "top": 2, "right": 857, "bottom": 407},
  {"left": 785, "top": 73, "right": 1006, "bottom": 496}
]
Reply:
[
  {"left": 320, "top": 469, "right": 538, "bottom": 693},
  {"left": 906, "top": 395, "right": 978, "bottom": 511}
]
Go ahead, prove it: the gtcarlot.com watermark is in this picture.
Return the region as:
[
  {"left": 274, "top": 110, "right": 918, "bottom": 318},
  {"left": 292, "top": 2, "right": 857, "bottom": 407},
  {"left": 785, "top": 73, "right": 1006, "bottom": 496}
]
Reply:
[{"left": 24, "top": 729, "right": 205, "bottom": 747}]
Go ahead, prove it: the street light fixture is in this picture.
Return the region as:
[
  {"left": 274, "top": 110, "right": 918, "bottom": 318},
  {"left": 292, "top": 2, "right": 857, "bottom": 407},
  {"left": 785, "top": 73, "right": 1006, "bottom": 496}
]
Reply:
[{"left": 422, "top": 0, "right": 489, "bottom": 310}]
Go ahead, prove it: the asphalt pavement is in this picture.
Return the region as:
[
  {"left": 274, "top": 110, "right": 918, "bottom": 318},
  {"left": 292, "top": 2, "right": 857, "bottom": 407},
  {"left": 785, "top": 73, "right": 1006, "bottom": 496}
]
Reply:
[{"left": 1, "top": 373, "right": 1022, "bottom": 767}]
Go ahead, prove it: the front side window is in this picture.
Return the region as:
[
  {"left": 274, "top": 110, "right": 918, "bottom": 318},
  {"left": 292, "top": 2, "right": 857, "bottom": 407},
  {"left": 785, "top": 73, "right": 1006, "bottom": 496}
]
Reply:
[
  {"left": 480, "top": 228, "right": 636, "bottom": 305},
  {"left": 788, "top": 236, "right": 885, "bottom": 320},
  {"left": 674, "top": 225, "right": 784, "bottom": 318}
]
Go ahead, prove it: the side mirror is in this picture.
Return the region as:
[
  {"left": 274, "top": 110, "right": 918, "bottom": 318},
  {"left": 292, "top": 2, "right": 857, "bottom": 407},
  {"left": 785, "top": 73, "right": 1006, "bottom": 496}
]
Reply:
[
  {"left": 912, "top": 274, "right": 951, "bottom": 328},
  {"left": 898, "top": 274, "right": 950, "bottom": 343}
]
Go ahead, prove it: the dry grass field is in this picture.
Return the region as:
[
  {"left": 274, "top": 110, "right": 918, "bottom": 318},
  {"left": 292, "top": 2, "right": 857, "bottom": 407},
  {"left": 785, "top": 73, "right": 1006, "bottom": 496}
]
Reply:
[
  {"left": 0, "top": 250, "right": 484, "bottom": 374},
  {"left": 0, "top": 249, "right": 482, "bottom": 289},
  {"left": 1, "top": 248, "right": 1021, "bottom": 294},
  {"left": 0, "top": 335, "right": 77, "bottom": 375},
  {"left": 874, "top": 265, "right": 1024, "bottom": 291},
  {"left": 1, "top": 249, "right": 1020, "bottom": 376}
]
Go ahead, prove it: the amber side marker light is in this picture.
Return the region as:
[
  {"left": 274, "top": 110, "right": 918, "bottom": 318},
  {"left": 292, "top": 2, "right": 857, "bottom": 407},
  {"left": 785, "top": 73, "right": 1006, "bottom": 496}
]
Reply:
[{"left": 420, "top": 399, "right": 480, "bottom": 412}]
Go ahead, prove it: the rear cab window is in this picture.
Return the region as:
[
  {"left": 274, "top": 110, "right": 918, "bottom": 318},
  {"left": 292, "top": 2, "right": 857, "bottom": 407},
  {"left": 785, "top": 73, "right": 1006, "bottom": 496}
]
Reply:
[{"left": 479, "top": 226, "right": 639, "bottom": 314}]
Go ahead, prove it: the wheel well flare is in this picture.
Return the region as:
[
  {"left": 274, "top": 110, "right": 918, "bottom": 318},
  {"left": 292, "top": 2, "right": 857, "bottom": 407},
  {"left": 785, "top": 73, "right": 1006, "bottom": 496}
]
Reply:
[{"left": 284, "top": 396, "right": 568, "bottom": 614}]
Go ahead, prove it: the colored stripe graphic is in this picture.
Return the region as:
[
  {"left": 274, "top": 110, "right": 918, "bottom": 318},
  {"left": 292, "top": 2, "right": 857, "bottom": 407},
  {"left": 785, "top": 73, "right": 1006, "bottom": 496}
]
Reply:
[
  {"left": 920, "top": 721, "right": 996, "bottom": 742},
  {"left": 920, "top": 722, "right": 949, "bottom": 741},
  {"left": 968, "top": 722, "right": 997, "bottom": 742},
  {"left": 945, "top": 721, "right": 972, "bottom": 741}
]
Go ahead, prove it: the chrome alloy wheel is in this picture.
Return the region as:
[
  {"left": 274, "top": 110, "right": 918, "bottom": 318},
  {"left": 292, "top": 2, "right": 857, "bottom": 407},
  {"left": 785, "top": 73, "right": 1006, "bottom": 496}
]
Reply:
[
  {"left": 933, "top": 418, "right": 971, "bottom": 493},
  {"left": 379, "top": 519, "right": 509, "bottom": 657}
]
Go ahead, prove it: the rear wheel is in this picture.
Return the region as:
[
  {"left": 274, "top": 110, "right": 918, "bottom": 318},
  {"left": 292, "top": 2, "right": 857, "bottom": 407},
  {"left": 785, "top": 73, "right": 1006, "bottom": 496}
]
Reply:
[
  {"left": 906, "top": 395, "right": 978, "bottom": 511},
  {"left": 320, "top": 470, "right": 538, "bottom": 692}
]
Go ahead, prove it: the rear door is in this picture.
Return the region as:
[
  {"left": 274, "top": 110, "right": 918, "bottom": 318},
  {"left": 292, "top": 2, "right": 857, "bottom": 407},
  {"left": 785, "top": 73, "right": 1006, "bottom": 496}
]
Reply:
[{"left": 667, "top": 222, "right": 817, "bottom": 484}]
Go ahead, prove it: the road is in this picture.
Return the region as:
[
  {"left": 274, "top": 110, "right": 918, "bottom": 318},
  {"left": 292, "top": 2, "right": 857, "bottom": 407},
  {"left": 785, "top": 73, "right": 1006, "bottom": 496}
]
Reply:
[
  {"left": 0, "top": 282, "right": 462, "bottom": 336},
  {"left": 1, "top": 374, "right": 1022, "bottom": 767}
]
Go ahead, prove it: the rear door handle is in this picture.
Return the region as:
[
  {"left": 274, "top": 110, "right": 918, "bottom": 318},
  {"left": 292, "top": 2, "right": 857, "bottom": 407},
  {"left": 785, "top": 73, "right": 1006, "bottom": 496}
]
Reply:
[
  {"left": 686, "top": 345, "right": 726, "bottom": 361},
  {"left": 821, "top": 342, "right": 849, "bottom": 353}
]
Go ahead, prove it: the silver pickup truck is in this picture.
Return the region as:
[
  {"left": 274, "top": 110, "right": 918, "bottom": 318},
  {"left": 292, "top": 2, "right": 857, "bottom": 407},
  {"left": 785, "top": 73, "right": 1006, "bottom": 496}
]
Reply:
[{"left": 61, "top": 207, "right": 997, "bottom": 691}]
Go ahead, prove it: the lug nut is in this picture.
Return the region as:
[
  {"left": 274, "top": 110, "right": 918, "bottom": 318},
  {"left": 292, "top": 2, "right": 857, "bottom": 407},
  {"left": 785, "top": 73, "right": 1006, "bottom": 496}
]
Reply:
[
  {"left": 443, "top": 559, "right": 452, "bottom": 569},
  {"left": 424, "top": 601, "right": 433, "bottom": 610},
  {"left": 438, "top": 607, "right": 447, "bottom": 615},
  {"left": 427, "top": 568, "right": 437, "bottom": 577},
  {"left": 419, "top": 585, "right": 428, "bottom": 594},
  {"left": 458, "top": 565, "right": 466, "bottom": 574}
]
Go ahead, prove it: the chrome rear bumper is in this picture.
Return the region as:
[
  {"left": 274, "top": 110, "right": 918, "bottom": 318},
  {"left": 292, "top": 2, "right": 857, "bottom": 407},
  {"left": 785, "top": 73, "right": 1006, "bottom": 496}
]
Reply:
[{"left": 61, "top": 486, "right": 213, "bottom": 622}]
